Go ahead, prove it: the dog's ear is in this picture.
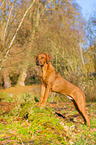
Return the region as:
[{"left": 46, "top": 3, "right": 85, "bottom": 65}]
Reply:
[{"left": 46, "top": 54, "right": 52, "bottom": 63}]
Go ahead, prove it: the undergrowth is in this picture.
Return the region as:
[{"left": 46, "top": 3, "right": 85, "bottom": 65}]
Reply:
[{"left": 0, "top": 89, "right": 96, "bottom": 144}]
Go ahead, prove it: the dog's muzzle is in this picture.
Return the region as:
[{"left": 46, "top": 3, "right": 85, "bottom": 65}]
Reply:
[{"left": 36, "top": 60, "right": 39, "bottom": 66}]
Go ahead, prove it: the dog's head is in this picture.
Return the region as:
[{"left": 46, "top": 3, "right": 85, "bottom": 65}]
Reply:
[{"left": 35, "top": 54, "right": 52, "bottom": 67}]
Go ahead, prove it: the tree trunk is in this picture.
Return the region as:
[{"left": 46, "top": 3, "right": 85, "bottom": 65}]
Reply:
[
  {"left": 3, "top": 68, "right": 11, "bottom": 88},
  {"left": 16, "top": 68, "right": 27, "bottom": 86}
]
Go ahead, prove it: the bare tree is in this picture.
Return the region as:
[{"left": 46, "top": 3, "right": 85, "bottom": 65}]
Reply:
[{"left": 0, "top": 0, "right": 88, "bottom": 87}]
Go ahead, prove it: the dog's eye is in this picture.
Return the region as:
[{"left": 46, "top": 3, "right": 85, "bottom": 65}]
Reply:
[{"left": 41, "top": 57, "right": 44, "bottom": 59}]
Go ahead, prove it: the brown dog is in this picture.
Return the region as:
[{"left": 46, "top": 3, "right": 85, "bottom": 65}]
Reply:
[{"left": 35, "top": 53, "right": 90, "bottom": 126}]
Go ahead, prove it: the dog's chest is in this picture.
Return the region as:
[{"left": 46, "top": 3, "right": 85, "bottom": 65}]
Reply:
[{"left": 41, "top": 71, "right": 48, "bottom": 84}]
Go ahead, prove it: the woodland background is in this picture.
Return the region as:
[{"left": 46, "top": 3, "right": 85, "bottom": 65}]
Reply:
[{"left": 0, "top": 0, "right": 96, "bottom": 101}]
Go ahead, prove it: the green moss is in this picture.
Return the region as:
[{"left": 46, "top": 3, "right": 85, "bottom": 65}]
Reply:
[
  {"left": 0, "top": 92, "right": 96, "bottom": 144},
  {"left": 0, "top": 92, "right": 9, "bottom": 98}
]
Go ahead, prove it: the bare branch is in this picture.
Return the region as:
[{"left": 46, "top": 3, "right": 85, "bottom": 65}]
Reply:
[
  {"left": 0, "top": 0, "right": 36, "bottom": 70},
  {"left": 0, "top": 0, "right": 4, "bottom": 9},
  {"left": 3, "top": 1, "right": 15, "bottom": 45},
  {"left": 79, "top": 43, "right": 84, "bottom": 65}
]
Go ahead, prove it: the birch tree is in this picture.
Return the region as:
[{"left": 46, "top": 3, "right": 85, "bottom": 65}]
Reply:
[
  {"left": 0, "top": 0, "right": 36, "bottom": 87},
  {"left": 0, "top": 0, "right": 55, "bottom": 87},
  {"left": 0, "top": 0, "right": 36, "bottom": 70}
]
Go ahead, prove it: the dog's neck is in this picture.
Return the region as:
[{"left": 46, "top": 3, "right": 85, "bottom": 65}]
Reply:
[{"left": 41, "top": 62, "right": 54, "bottom": 74}]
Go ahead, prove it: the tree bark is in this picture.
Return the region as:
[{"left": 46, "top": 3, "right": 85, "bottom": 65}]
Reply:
[
  {"left": 16, "top": 68, "right": 27, "bottom": 86},
  {"left": 3, "top": 68, "right": 11, "bottom": 88}
]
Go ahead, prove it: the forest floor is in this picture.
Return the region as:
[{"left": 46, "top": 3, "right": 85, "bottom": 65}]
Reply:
[{"left": 0, "top": 85, "right": 96, "bottom": 145}]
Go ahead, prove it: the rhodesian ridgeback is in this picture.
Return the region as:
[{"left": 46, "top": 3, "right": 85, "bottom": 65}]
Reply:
[{"left": 35, "top": 53, "right": 90, "bottom": 126}]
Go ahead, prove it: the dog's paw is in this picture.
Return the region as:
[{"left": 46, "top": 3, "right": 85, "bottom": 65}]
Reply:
[
  {"left": 39, "top": 103, "right": 46, "bottom": 109},
  {"left": 36, "top": 103, "right": 41, "bottom": 107}
]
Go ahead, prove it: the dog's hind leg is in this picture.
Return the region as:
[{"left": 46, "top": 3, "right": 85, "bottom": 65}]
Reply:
[{"left": 72, "top": 95, "right": 90, "bottom": 126}]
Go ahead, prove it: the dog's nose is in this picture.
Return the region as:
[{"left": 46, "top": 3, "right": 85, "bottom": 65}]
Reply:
[{"left": 36, "top": 60, "right": 39, "bottom": 65}]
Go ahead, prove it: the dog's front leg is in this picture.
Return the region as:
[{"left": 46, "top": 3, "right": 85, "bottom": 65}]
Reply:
[
  {"left": 38, "top": 83, "right": 46, "bottom": 105},
  {"left": 41, "top": 85, "right": 50, "bottom": 106}
]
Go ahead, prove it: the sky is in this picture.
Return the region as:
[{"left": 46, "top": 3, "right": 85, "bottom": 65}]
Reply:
[
  {"left": 76, "top": 0, "right": 96, "bottom": 20},
  {"left": 75, "top": 0, "right": 96, "bottom": 48}
]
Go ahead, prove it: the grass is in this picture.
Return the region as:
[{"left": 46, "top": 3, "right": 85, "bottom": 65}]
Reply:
[{"left": 0, "top": 85, "right": 96, "bottom": 144}]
